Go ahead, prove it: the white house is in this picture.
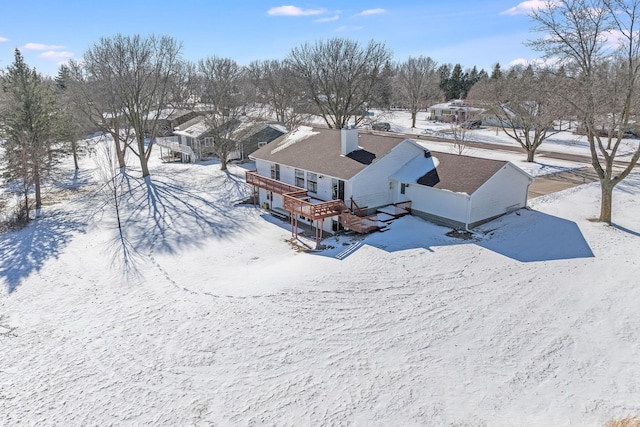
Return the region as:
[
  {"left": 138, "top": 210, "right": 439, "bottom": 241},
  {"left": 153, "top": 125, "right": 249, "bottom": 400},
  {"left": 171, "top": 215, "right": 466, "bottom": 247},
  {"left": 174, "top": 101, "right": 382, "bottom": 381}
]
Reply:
[
  {"left": 156, "top": 115, "right": 286, "bottom": 163},
  {"left": 427, "top": 100, "right": 484, "bottom": 123},
  {"left": 247, "top": 126, "right": 533, "bottom": 245}
]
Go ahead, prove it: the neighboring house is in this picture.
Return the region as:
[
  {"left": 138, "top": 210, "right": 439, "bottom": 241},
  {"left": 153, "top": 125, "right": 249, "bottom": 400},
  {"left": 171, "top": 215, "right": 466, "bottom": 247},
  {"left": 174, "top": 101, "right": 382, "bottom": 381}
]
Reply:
[
  {"left": 155, "top": 109, "right": 201, "bottom": 137},
  {"left": 247, "top": 126, "right": 533, "bottom": 245},
  {"left": 230, "top": 122, "right": 288, "bottom": 160},
  {"left": 172, "top": 115, "right": 216, "bottom": 162},
  {"left": 156, "top": 115, "right": 286, "bottom": 163},
  {"left": 427, "top": 100, "right": 484, "bottom": 123}
]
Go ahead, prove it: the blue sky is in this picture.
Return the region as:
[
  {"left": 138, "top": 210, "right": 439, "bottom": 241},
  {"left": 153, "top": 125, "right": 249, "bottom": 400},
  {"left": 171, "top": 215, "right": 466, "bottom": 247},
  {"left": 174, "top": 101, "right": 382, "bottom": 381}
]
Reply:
[{"left": 0, "top": 0, "right": 544, "bottom": 76}]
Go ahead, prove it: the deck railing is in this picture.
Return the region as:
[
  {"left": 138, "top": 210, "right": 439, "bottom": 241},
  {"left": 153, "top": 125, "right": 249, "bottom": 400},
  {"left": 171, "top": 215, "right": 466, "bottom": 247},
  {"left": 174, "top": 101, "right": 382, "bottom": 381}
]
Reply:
[
  {"left": 283, "top": 194, "right": 347, "bottom": 220},
  {"left": 340, "top": 212, "right": 380, "bottom": 234},
  {"left": 246, "top": 170, "right": 382, "bottom": 233},
  {"left": 155, "top": 136, "right": 197, "bottom": 161},
  {"left": 246, "top": 171, "right": 304, "bottom": 195}
]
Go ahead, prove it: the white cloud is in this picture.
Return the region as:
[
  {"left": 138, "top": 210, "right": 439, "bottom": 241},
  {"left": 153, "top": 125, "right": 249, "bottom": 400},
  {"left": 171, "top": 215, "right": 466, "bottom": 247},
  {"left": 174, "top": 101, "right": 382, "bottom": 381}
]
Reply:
[
  {"left": 22, "top": 42, "right": 65, "bottom": 51},
  {"left": 268, "top": 5, "right": 326, "bottom": 16},
  {"left": 508, "top": 58, "right": 531, "bottom": 67},
  {"left": 335, "top": 25, "right": 364, "bottom": 32},
  {"left": 315, "top": 14, "right": 339, "bottom": 23},
  {"left": 602, "top": 29, "right": 628, "bottom": 50},
  {"left": 40, "top": 51, "right": 73, "bottom": 61},
  {"left": 507, "top": 57, "right": 561, "bottom": 68},
  {"left": 357, "top": 8, "right": 387, "bottom": 16},
  {"left": 500, "top": 0, "right": 549, "bottom": 16},
  {"left": 0, "top": 37, "right": 8, "bottom": 42}
]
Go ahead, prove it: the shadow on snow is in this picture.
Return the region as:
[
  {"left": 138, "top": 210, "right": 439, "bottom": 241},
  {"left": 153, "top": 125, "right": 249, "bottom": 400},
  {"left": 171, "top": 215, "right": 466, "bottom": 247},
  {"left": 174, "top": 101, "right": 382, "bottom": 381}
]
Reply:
[
  {"left": 0, "top": 208, "right": 87, "bottom": 294},
  {"left": 311, "top": 208, "right": 594, "bottom": 263},
  {"left": 111, "top": 167, "right": 255, "bottom": 260},
  {"left": 473, "top": 209, "right": 594, "bottom": 262}
]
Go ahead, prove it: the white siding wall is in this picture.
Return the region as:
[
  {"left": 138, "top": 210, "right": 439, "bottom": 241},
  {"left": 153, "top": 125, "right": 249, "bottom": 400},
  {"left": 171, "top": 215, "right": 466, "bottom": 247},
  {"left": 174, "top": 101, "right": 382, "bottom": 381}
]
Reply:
[
  {"left": 255, "top": 159, "right": 271, "bottom": 177},
  {"left": 350, "top": 140, "right": 423, "bottom": 210},
  {"left": 406, "top": 185, "right": 469, "bottom": 225},
  {"left": 253, "top": 160, "right": 344, "bottom": 233},
  {"left": 315, "top": 175, "right": 332, "bottom": 201},
  {"left": 469, "top": 164, "right": 531, "bottom": 224}
]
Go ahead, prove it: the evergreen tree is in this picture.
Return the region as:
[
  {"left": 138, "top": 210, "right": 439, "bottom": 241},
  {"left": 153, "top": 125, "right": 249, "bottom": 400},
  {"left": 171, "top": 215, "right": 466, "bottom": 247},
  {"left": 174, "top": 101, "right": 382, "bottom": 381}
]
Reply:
[
  {"left": 1, "top": 49, "right": 62, "bottom": 219},
  {"left": 490, "top": 63, "right": 503, "bottom": 80},
  {"left": 448, "top": 64, "right": 465, "bottom": 100},
  {"left": 55, "top": 64, "right": 70, "bottom": 90},
  {"left": 462, "top": 66, "right": 481, "bottom": 98},
  {"left": 438, "top": 64, "right": 452, "bottom": 101}
]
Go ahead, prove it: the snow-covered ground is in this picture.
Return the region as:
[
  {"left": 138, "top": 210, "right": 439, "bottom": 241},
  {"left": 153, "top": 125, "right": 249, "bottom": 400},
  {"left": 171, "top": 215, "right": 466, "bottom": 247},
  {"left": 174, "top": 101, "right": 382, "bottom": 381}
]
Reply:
[
  {"left": 1, "top": 121, "right": 639, "bottom": 426},
  {"left": 376, "top": 109, "right": 640, "bottom": 160}
]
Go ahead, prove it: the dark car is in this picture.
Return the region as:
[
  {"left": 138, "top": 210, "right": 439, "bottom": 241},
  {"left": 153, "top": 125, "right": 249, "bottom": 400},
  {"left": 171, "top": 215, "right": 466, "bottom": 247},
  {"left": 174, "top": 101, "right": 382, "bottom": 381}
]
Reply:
[
  {"left": 372, "top": 122, "right": 391, "bottom": 131},
  {"left": 461, "top": 119, "right": 482, "bottom": 129}
]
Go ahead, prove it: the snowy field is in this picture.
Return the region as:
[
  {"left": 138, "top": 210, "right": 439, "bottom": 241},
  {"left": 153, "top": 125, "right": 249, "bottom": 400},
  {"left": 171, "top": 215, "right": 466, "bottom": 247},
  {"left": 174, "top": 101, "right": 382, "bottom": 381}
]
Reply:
[{"left": 1, "top": 124, "right": 640, "bottom": 426}]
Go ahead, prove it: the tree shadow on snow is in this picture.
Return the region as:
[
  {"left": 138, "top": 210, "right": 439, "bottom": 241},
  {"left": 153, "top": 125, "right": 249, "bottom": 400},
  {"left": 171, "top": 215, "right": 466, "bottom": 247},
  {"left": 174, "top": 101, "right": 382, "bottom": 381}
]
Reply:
[
  {"left": 0, "top": 210, "right": 87, "bottom": 293},
  {"left": 116, "top": 168, "right": 256, "bottom": 257}
]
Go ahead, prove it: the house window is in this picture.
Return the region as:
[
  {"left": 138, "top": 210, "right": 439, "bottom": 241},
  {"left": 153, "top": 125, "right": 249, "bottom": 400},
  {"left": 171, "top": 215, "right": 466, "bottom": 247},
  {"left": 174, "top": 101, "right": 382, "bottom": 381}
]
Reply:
[
  {"left": 204, "top": 137, "right": 214, "bottom": 147},
  {"left": 271, "top": 163, "right": 280, "bottom": 181},
  {"left": 295, "top": 169, "right": 305, "bottom": 188},
  {"left": 400, "top": 183, "right": 406, "bottom": 195},
  {"left": 307, "top": 172, "right": 317, "bottom": 193}
]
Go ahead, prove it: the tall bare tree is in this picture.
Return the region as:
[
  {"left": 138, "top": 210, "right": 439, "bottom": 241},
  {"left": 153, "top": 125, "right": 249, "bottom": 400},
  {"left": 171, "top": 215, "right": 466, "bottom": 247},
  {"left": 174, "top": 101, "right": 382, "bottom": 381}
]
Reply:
[
  {"left": 468, "top": 65, "right": 565, "bottom": 162},
  {"left": 74, "top": 34, "right": 185, "bottom": 179},
  {"left": 529, "top": 0, "right": 640, "bottom": 223},
  {"left": 54, "top": 64, "right": 94, "bottom": 171},
  {"left": 287, "top": 38, "right": 392, "bottom": 129},
  {"left": 247, "top": 59, "right": 311, "bottom": 130},
  {"left": 198, "top": 57, "right": 250, "bottom": 170},
  {"left": 395, "top": 56, "right": 441, "bottom": 128},
  {"left": 66, "top": 59, "right": 134, "bottom": 171}
]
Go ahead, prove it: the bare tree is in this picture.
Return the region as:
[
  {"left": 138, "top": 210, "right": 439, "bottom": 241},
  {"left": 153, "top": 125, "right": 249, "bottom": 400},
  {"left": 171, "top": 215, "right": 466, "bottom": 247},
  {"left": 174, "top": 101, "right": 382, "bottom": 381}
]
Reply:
[
  {"left": 198, "top": 57, "right": 251, "bottom": 170},
  {"left": 93, "top": 136, "right": 141, "bottom": 276},
  {"left": 247, "top": 59, "right": 311, "bottom": 129},
  {"left": 468, "top": 65, "right": 564, "bottom": 162},
  {"left": 54, "top": 64, "right": 95, "bottom": 172},
  {"left": 449, "top": 123, "right": 471, "bottom": 155},
  {"left": 287, "top": 38, "right": 392, "bottom": 129},
  {"left": 395, "top": 56, "right": 441, "bottom": 128},
  {"left": 529, "top": 0, "right": 640, "bottom": 223},
  {"left": 66, "top": 59, "right": 134, "bottom": 171},
  {"left": 76, "top": 34, "right": 185, "bottom": 179}
]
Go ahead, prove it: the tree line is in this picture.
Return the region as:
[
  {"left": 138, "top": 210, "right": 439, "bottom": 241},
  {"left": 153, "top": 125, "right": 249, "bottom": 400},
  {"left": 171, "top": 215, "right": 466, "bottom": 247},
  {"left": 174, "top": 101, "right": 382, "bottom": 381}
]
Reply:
[{"left": 1, "top": 0, "right": 640, "bottom": 225}]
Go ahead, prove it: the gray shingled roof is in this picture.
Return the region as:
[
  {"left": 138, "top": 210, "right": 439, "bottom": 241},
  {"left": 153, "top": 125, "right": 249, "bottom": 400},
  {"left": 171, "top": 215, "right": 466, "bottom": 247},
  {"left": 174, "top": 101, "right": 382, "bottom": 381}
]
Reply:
[
  {"left": 428, "top": 151, "right": 509, "bottom": 194},
  {"left": 250, "top": 126, "right": 514, "bottom": 194},
  {"left": 250, "top": 127, "right": 407, "bottom": 180}
]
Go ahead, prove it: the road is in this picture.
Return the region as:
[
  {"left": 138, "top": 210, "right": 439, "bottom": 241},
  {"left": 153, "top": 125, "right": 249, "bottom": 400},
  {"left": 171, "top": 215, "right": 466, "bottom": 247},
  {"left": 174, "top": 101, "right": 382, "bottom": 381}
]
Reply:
[{"left": 385, "top": 129, "right": 636, "bottom": 199}]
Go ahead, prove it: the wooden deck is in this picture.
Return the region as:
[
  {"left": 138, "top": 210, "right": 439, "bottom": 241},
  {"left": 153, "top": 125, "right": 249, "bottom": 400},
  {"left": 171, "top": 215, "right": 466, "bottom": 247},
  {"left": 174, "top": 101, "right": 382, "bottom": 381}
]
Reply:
[
  {"left": 246, "top": 171, "right": 304, "bottom": 195},
  {"left": 246, "top": 171, "right": 409, "bottom": 245}
]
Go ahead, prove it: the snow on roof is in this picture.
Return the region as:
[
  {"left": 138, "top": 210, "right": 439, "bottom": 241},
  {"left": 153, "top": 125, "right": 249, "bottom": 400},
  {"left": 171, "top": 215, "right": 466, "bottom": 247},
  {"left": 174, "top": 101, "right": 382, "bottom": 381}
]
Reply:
[
  {"left": 270, "top": 126, "right": 319, "bottom": 155},
  {"left": 268, "top": 123, "right": 288, "bottom": 134},
  {"left": 428, "top": 101, "right": 483, "bottom": 112},
  {"left": 174, "top": 116, "right": 209, "bottom": 138},
  {"left": 390, "top": 153, "right": 439, "bottom": 183}
]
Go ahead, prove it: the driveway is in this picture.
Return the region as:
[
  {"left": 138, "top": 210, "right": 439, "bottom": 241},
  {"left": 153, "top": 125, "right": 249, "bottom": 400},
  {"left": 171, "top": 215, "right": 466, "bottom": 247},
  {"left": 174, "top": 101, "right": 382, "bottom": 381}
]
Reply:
[{"left": 528, "top": 167, "right": 600, "bottom": 199}]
